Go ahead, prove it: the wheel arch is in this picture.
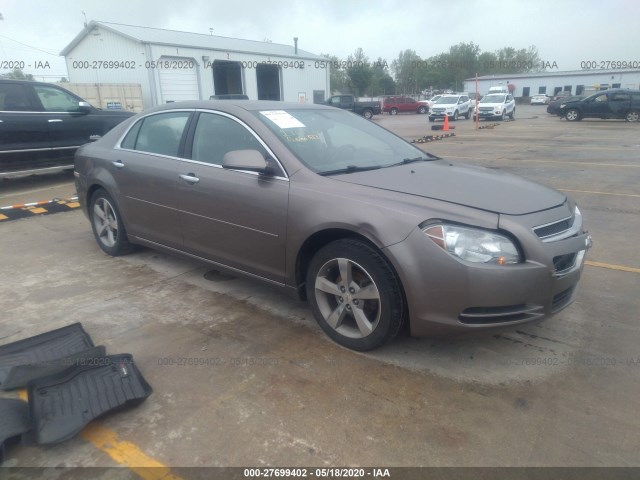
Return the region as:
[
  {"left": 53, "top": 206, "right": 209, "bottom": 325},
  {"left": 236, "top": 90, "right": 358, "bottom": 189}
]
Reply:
[{"left": 294, "top": 228, "right": 408, "bottom": 312}]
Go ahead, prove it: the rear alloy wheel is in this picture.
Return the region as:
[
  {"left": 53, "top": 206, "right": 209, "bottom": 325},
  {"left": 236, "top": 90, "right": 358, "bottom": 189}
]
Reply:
[
  {"left": 625, "top": 110, "right": 639, "bottom": 122},
  {"left": 390, "top": 108, "right": 398, "bottom": 115},
  {"left": 306, "top": 239, "right": 404, "bottom": 351},
  {"left": 90, "top": 189, "right": 134, "bottom": 256},
  {"left": 363, "top": 109, "right": 373, "bottom": 120},
  {"left": 565, "top": 108, "right": 581, "bottom": 121},
  {"left": 417, "top": 106, "right": 427, "bottom": 114}
]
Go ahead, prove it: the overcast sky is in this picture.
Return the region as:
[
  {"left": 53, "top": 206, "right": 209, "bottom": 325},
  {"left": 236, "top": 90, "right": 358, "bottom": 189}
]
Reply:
[{"left": 1, "top": 0, "right": 639, "bottom": 80}]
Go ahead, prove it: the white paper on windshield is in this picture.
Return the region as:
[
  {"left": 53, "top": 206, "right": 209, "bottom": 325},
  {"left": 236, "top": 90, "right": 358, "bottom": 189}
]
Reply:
[{"left": 260, "top": 110, "right": 305, "bottom": 129}]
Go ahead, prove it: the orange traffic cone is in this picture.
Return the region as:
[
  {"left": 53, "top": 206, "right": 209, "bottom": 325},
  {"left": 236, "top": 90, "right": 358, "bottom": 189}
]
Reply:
[{"left": 443, "top": 113, "right": 449, "bottom": 131}]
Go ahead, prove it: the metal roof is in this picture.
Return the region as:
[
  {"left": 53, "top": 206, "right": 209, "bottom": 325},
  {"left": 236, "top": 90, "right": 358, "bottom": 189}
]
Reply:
[
  {"left": 61, "top": 21, "right": 324, "bottom": 60},
  {"left": 465, "top": 69, "right": 640, "bottom": 81}
]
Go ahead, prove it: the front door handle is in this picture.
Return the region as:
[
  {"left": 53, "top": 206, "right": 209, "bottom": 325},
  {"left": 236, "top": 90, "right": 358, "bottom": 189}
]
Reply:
[
  {"left": 179, "top": 173, "right": 200, "bottom": 184},
  {"left": 48, "top": 119, "right": 63, "bottom": 123},
  {"left": 112, "top": 160, "right": 125, "bottom": 169}
]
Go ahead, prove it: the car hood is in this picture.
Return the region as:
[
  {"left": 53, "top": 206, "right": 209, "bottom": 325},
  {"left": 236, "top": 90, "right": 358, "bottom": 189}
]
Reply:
[{"left": 331, "top": 160, "right": 566, "bottom": 215}]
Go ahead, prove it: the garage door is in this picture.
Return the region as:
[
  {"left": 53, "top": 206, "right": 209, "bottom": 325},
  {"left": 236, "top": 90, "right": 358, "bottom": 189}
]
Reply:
[{"left": 158, "top": 57, "right": 200, "bottom": 103}]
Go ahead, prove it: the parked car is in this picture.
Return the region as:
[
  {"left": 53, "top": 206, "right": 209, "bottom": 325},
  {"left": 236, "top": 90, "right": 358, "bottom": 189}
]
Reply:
[
  {"left": 382, "top": 96, "right": 429, "bottom": 115},
  {"left": 325, "top": 94, "right": 381, "bottom": 119},
  {"left": 547, "top": 95, "right": 584, "bottom": 115},
  {"left": 75, "top": 100, "right": 591, "bottom": 351},
  {"left": 530, "top": 94, "right": 551, "bottom": 105},
  {"left": 428, "top": 94, "right": 472, "bottom": 121},
  {"left": 552, "top": 91, "right": 572, "bottom": 101},
  {"left": 559, "top": 89, "right": 640, "bottom": 122},
  {"left": 0, "top": 79, "right": 134, "bottom": 177},
  {"left": 473, "top": 93, "right": 516, "bottom": 121}
]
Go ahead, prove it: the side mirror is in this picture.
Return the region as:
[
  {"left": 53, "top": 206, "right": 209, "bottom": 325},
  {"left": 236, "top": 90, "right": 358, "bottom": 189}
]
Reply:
[
  {"left": 222, "top": 149, "right": 270, "bottom": 174},
  {"left": 78, "top": 101, "right": 92, "bottom": 113}
]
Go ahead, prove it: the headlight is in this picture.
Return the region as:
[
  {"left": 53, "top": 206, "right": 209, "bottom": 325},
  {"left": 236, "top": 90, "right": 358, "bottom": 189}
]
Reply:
[{"left": 423, "top": 224, "right": 521, "bottom": 264}]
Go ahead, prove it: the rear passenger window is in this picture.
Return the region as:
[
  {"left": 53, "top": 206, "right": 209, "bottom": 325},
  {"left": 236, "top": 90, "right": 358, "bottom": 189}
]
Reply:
[
  {"left": 0, "top": 84, "right": 33, "bottom": 111},
  {"left": 120, "top": 120, "right": 142, "bottom": 150},
  {"left": 191, "top": 113, "right": 268, "bottom": 166},
  {"left": 133, "top": 112, "right": 190, "bottom": 157}
]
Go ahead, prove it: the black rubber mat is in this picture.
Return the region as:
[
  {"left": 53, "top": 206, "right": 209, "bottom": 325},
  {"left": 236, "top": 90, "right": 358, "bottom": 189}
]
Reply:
[
  {"left": 0, "top": 323, "right": 94, "bottom": 388},
  {"left": 23, "top": 354, "right": 152, "bottom": 445},
  {"left": 0, "top": 399, "right": 30, "bottom": 465},
  {"left": 2, "top": 346, "right": 107, "bottom": 391}
]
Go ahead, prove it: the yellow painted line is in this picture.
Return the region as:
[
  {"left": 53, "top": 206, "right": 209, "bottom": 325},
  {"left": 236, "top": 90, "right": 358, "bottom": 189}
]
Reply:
[
  {"left": 558, "top": 188, "right": 640, "bottom": 198},
  {"left": 29, "top": 207, "right": 47, "bottom": 214},
  {"left": 80, "top": 424, "right": 184, "bottom": 480},
  {"left": 585, "top": 261, "right": 640, "bottom": 274},
  {"left": 0, "top": 213, "right": 8, "bottom": 220},
  {"left": 19, "top": 389, "right": 180, "bottom": 479},
  {"left": 66, "top": 202, "right": 80, "bottom": 208}
]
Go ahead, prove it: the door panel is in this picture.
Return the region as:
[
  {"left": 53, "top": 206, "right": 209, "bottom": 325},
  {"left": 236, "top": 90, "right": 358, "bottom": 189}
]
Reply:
[{"left": 177, "top": 112, "right": 289, "bottom": 282}]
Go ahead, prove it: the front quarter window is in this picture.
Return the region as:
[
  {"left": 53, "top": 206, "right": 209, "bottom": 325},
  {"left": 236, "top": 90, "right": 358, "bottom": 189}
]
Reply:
[{"left": 34, "top": 85, "right": 83, "bottom": 112}]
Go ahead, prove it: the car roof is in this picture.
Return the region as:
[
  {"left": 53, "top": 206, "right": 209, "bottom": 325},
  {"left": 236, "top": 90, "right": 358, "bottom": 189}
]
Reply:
[
  {"left": 0, "top": 78, "right": 68, "bottom": 88},
  {"left": 141, "top": 100, "right": 334, "bottom": 115}
]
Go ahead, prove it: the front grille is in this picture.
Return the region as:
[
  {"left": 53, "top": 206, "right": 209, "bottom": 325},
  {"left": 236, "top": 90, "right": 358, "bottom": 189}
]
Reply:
[
  {"left": 433, "top": 108, "right": 445, "bottom": 113},
  {"left": 479, "top": 107, "right": 494, "bottom": 111},
  {"left": 552, "top": 287, "right": 575, "bottom": 312},
  {"left": 553, "top": 253, "right": 577, "bottom": 273},
  {"left": 459, "top": 304, "right": 544, "bottom": 325},
  {"left": 534, "top": 216, "right": 573, "bottom": 239}
]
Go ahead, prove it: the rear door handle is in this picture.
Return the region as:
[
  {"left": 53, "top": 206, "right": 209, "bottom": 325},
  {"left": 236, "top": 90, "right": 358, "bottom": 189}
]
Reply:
[
  {"left": 112, "top": 160, "right": 125, "bottom": 168},
  {"left": 179, "top": 173, "right": 200, "bottom": 184}
]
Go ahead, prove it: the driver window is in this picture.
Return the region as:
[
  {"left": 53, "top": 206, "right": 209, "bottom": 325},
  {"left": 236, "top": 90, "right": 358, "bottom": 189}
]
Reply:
[
  {"left": 34, "top": 85, "right": 81, "bottom": 112},
  {"left": 192, "top": 113, "right": 269, "bottom": 167}
]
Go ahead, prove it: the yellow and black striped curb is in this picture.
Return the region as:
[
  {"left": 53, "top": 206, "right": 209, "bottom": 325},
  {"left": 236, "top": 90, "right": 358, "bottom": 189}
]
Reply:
[
  {"left": 411, "top": 133, "right": 456, "bottom": 143},
  {"left": 0, "top": 196, "right": 80, "bottom": 222},
  {"left": 477, "top": 122, "right": 501, "bottom": 130}
]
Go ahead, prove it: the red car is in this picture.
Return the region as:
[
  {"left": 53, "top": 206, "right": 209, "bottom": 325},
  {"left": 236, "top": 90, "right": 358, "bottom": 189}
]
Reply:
[{"left": 382, "top": 96, "right": 429, "bottom": 115}]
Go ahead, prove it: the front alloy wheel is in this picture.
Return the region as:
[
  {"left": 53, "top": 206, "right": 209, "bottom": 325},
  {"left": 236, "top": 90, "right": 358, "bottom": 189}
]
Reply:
[
  {"left": 390, "top": 108, "right": 398, "bottom": 115},
  {"left": 566, "top": 109, "right": 581, "bottom": 121},
  {"left": 306, "top": 239, "right": 404, "bottom": 351}
]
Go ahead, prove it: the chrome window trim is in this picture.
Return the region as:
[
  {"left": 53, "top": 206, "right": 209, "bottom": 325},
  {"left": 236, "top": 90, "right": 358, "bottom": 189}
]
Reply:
[
  {"left": 114, "top": 108, "right": 289, "bottom": 180},
  {"left": 0, "top": 146, "right": 79, "bottom": 154}
]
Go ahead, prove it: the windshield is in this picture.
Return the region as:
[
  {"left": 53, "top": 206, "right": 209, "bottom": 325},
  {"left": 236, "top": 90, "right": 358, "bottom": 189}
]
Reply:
[
  {"left": 434, "top": 97, "right": 459, "bottom": 105},
  {"left": 480, "top": 95, "right": 506, "bottom": 103},
  {"left": 255, "top": 109, "right": 437, "bottom": 174},
  {"left": 429, "top": 95, "right": 441, "bottom": 102}
]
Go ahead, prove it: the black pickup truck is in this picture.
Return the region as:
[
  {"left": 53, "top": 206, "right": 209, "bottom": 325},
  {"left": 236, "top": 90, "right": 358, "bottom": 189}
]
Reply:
[
  {"left": 0, "top": 79, "right": 134, "bottom": 177},
  {"left": 325, "top": 95, "right": 381, "bottom": 119}
]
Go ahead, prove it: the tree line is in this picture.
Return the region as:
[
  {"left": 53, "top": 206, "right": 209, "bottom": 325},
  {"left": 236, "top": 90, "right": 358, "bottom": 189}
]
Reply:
[{"left": 324, "top": 42, "right": 545, "bottom": 96}]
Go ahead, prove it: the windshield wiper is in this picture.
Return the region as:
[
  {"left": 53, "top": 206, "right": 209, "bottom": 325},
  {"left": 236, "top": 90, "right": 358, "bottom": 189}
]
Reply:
[
  {"left": 318, "top": 165, "right": 382, "bottom": 176},
  {"left": 386, "top": 154, "right": 440, "bottom": 168}
]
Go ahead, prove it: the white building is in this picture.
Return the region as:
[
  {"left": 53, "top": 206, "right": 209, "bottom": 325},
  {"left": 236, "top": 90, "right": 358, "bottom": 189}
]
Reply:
[
  {"left": 61, "top": 21, "right": 330, "bottom": 108},
  {"left": 464, "top": 69, "right": 640, "bottom": 98}
]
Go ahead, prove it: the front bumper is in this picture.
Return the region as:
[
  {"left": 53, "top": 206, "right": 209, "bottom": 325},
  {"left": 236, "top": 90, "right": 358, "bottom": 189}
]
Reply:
[{"left": 383, "top": 207, "right": 591, "bottom": 336}]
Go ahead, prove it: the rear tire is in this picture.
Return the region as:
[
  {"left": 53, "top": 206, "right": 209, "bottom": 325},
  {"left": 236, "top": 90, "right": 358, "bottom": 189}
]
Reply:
[
  {"left": 89, "top": 188, "right": 134, "bottom": 256},
  {"left": 362, "top": 109, "right": 373, "bottom": 120},
  {"left": 625, "top": 110, "right": 639, "bottom": 122},
  {"left": 306, "top": 239, "right": 404, "bottom": 351},
  {"left": 417, "top": 106, "right": 427, "bottom": 114}
]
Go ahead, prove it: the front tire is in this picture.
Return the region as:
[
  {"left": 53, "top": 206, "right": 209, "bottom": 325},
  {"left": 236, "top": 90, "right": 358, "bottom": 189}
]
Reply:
[
  {"left": 625, "top": 110, "right": 639, "bottom": 122},
  {"left": 90, "top": 188, "right": 134, "bottom": 256},
  {"left": 465, "top": 108, "right": 471, "bottom": 119},
  {"left": 452, "top": 110, "right": 459, "bottom": 121},
  {"left": 306, "top": 239, "right": 404, "bottom": 351},
  {"left": 509, "top": 107, "right": 515, "bottom": 119},
  {"left": 390, "top": 108, "right": 398, "bottom": 115},
  {"left": 565, "top": 108, "right": 581, "bottom": 121}
]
